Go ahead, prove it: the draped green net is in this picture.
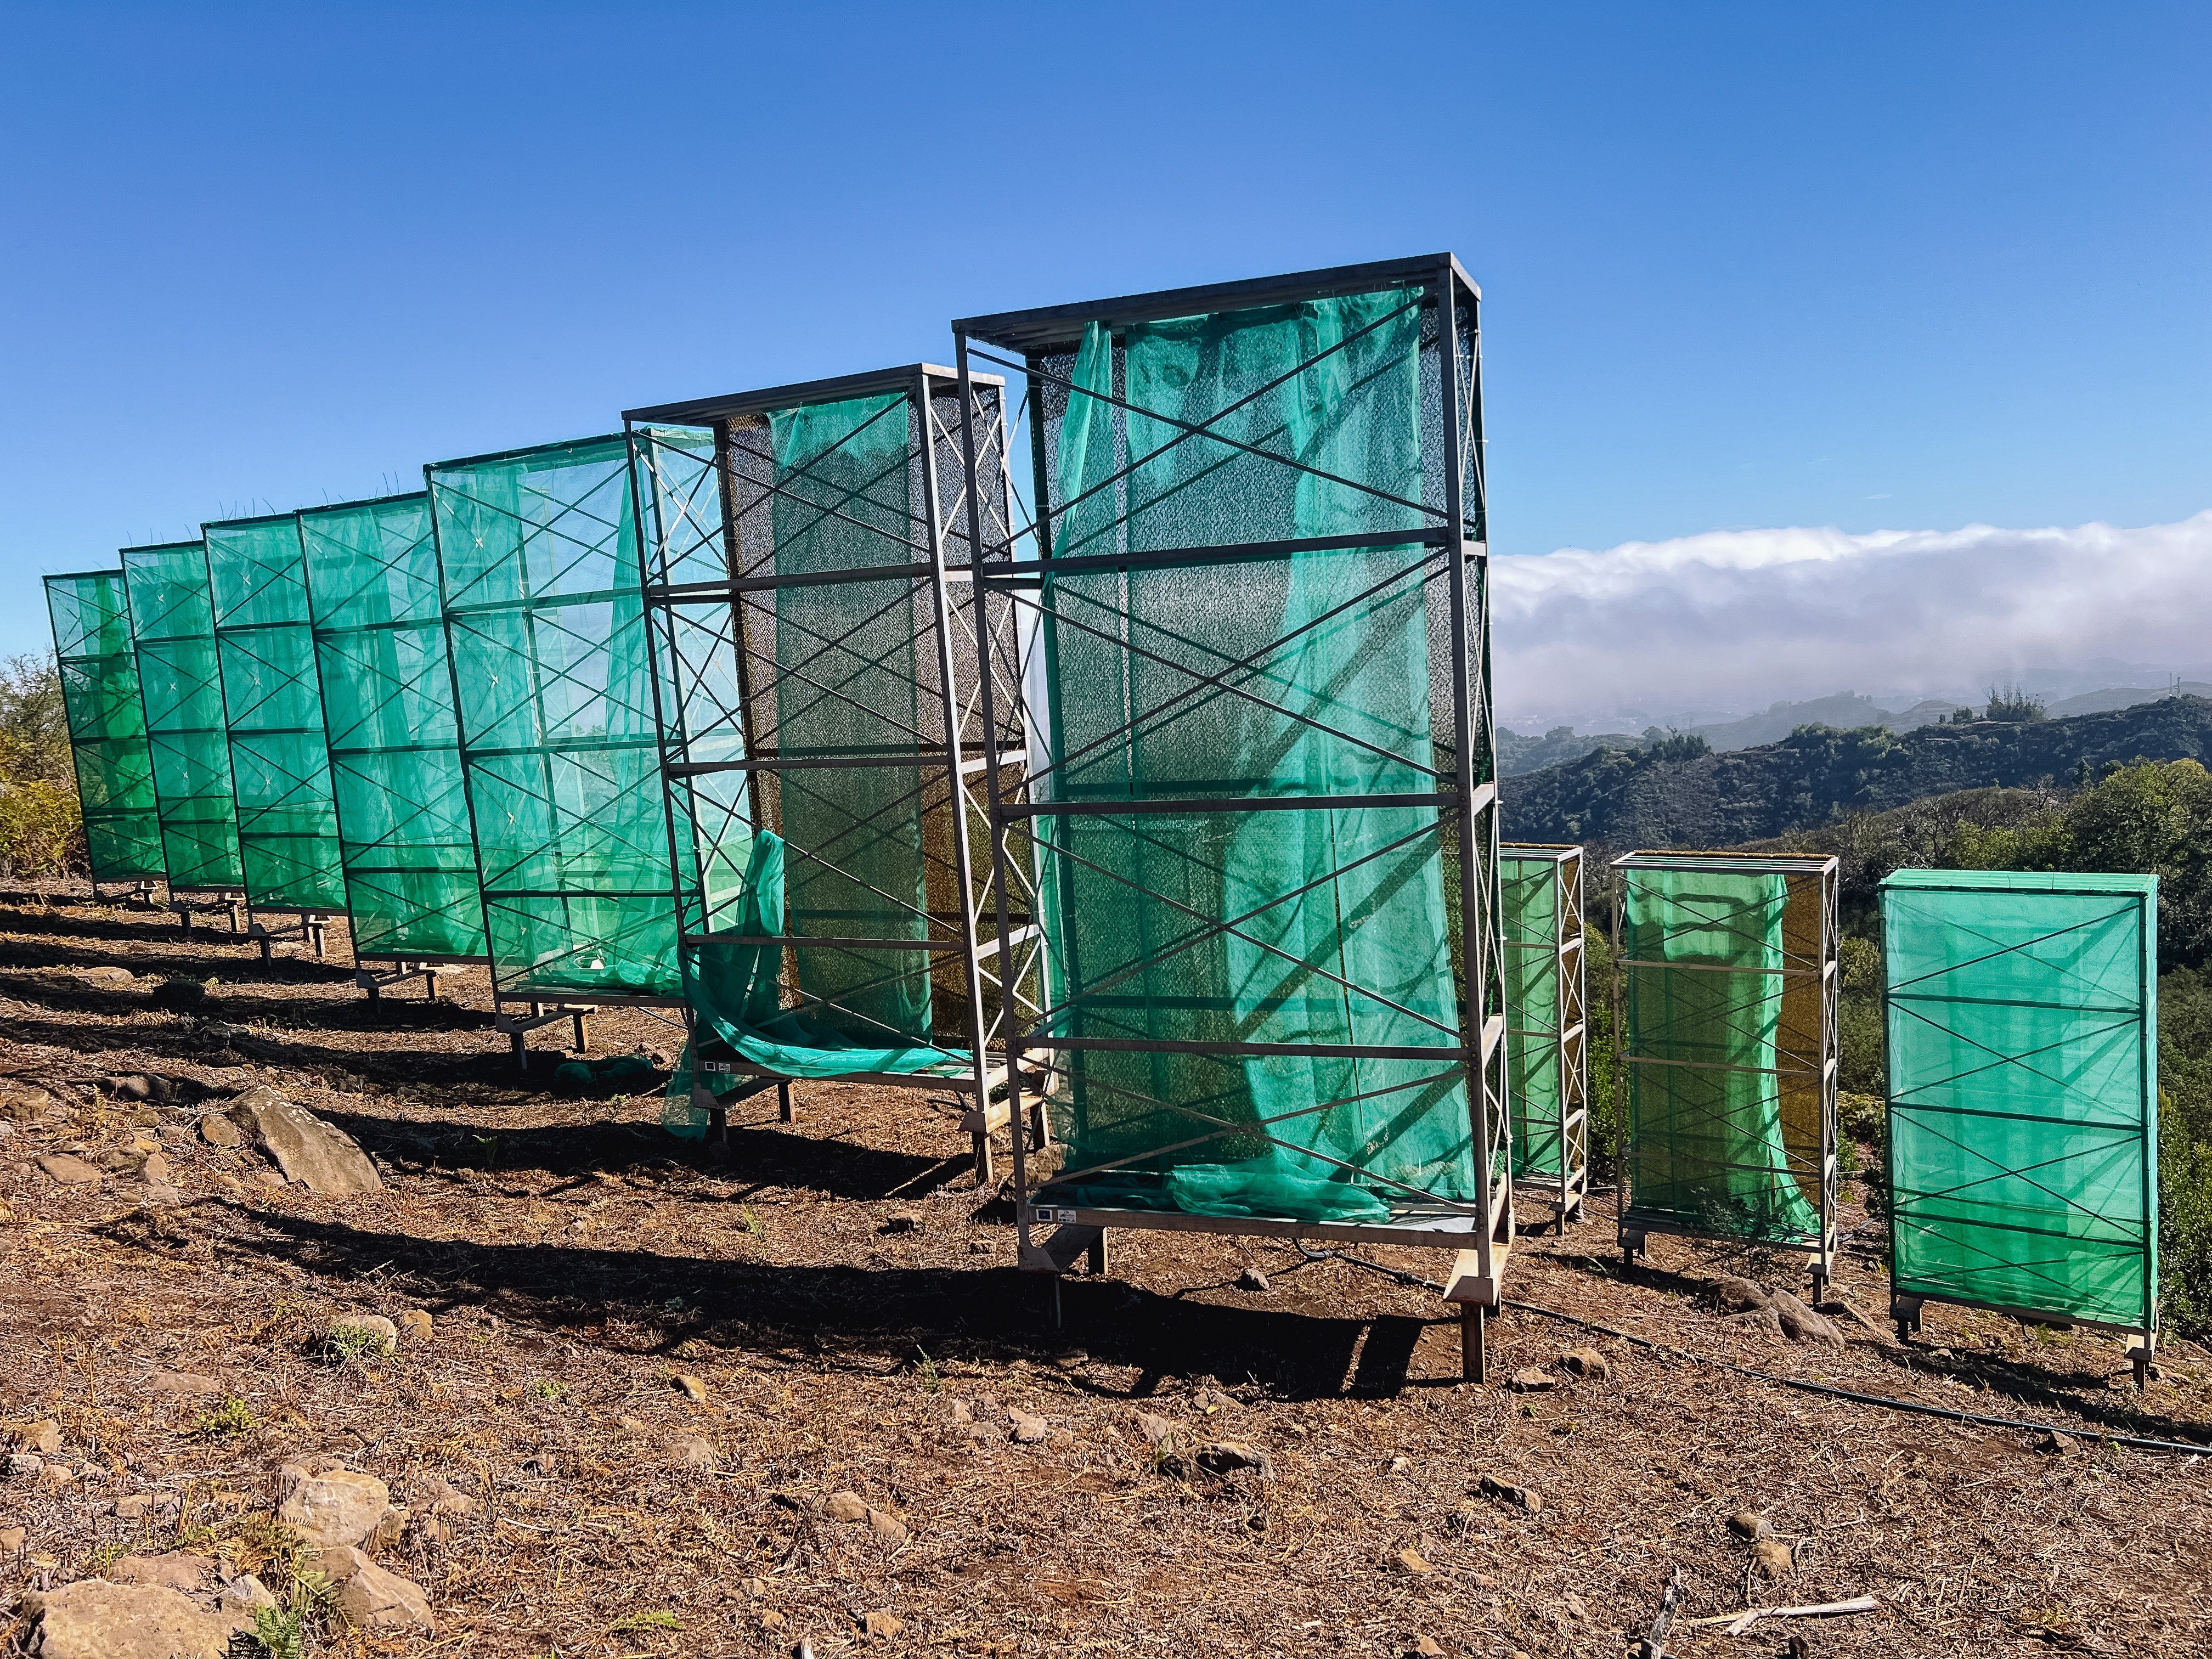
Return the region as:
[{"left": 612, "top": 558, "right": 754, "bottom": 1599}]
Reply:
[
  {"left": 664, "top": 392, "right": 964, "bottom": 1136},
  {"left": 45, "top": 572, "right": 164, "bottom": 884},
  {"left": 1621, "top": 867, "right": 1821, "bottom": 1242},
  {"left": 302, "top": 494, "right": 487, "bottom": 961},
  {"left": 1502, "top": 857, "right": 1566, "bottom": 1179},
  {"left": 431, "top": 436, "right": 683, "bottom": 1000},
  {"left": 207, "top": 517, "right": 348, "bottom": 912},
  {"left": 1031, "top": 291, "right": 1475, "bottom": 1225},
  {"left": 1881, "top": 870, "right": 2157, "bottom": 1329},
  {"left": 121, "top": 541, "right": 244, "bottom": 891}
]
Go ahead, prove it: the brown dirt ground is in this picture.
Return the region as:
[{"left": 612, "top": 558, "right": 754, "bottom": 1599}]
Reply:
[{"left": 0, "top": 883, "right": 2208, "bottom": 1659}]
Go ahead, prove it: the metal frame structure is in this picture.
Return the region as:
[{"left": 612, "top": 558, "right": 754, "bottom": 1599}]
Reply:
[
  {"left": 427, "top": 434, "right": 690, "bottom": 1068},
  {"left": 44, "top": 569, "right": 166, "bottom": 900},
  {"left": 1501, "top": 843, "right": 1588, "bottom": 1227},
  {"left": 298, "top": 490, "right": 492, "bottom": 1003},
  {"left": 204, "top": 512, "right": 348, "bottom": 960},
  {"left": 1610, "top": 850, "right": 1840, "bottom": 1298},
  {"left": 121, "top": 539, "right": 247, "bottom": 934},
  {"left": 624, "top": 366, "right": 1041, "bottom": 1173},
  {"left": 953, "top": 254, "right": 1513, "bottom": 1380},
  {"left": 1878, "top": 869, "right": 2158, "bottom": 1387}
]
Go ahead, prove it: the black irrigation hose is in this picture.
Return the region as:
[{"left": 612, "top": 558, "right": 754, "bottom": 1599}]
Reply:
[{"left": 1293, "top": 1244, "right": 2210, "bottom": 1459}]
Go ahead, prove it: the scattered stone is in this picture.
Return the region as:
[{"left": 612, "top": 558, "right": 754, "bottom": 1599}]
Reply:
[
  {"left": 824, "top": 1491, "right": 870, "bottom": 1522},
  {"left": 2033, "top": 1429, "right": 2080, "bottom": 1457},
  {"left": 328, "top": 1314, "right": 399, "bottom": 1356},
  {"left": 398, "top": 1308, "right": 433, "bottom": 1340},
  {"left": 1711, "top": 1275, "right": 1769, "bottom": 1311},
  {"left": 1477, "top": 1474, "right": 1540, "bottom": 1512},
  {"left": 19, "top": 1419, "right": 61, "bottom": 1453},
  {"left": 38, "top": 1460, "right": 75, "bottom": 1490},
  {"left": 219, "top": 1575, "right": 277, "bottom": 1613},
  {"left": 276, "top": 1457, "right": 394, "bottom": 1548},
  {"left": 197, "top": 1114, "right": 244, "bottom": 1149},
  {"left": 144, "top": 1371, "right": 222, "bottom": 1398},
  {"left": 669, "top": 1434, "right": 716, "bottom": 1470},
  {"left": 863, "top": 1609, "right": 905, "bottom": 1640},
  {"left": 1729, "top": 1509, "right": 1772, "bottom": 1539},
  {"left": 224, "top": 1087, "right": 382, "bottom": 1194},
  {"left": 1386, "top": 1455, "right": 1412, "bottom": 1475},
  {"left": 673, "top": 1374, "right": 709, "bottom": 1401},
  {"left": 8, "top": 1452, "right": 43, "bottom": 1479},
  {"left": 946, "top": 1399, "right": 973, "bottom": 1424},
  {"left": 867, "top": 1506, "right": 909, "bottom": 1545},
  {"left": 142, "top": 1182, "right": 183, "bottom": 1207},
  {"left": 36, "top": 1152, "right": 101, "bottom": 1185},
  {"left": 1753, "top": 1537, "right": 1794, "bottom": 1578},
  {"left": 1563, "top": 1592, "right": 1590, "bottom": 1623},
  {"left": 1767, "top": 1289, "right": 1844, "bottom": 1348},
  {"left": 306, "top": 1543, "right": 436, "bottom": 1634},
  {"left": 1237, "top": 1266, "right": 1271, "bottom": 1293},
  {"left": 1506, "top": 1368, "right": 1555, "bottom": 1392},
  {"left": 1193, "top": 1387, "right": 1239, "bottom": 1412},
  {"left": 413, "top": 1472, "right": 476, "bottom": 1516},
  {"left": 105, "top": 1551, "right": 217, "bottom": 1590},
  {"left": 19, "top": 1580, "right": 246, "bottom": 1659},
  {"left": 882, "top": 1211, "right": 922, "bottom": 1233},
  {"left": 1195, "top": 1442, "right": 1274, "bottom": 1480},
  {"left": 1008, "top": 1408, "right": 1049, "bottom": 1444},
  {"left": 82, "top": 966, "right": 136, "bottom": 985},
  {"left": 1414, "top": 1638, "right": 1446, "bottom": 1658},
  {"left": 740, "top": 1577, "right": 767, "bottom": 1597},
  {"left": 968, "top": 1238, "right": 996, "bottom": 1254},
  {"left": 1561, "top": 1347, "right": 1610, "bottom": 1381},
  {"left": 137, "top": 1151, "right": 172, "bottom": 1183},
  {"left": 1387, "top": 1545, "right": 1435, "bottom": 1575},
  {"left": 1133, "top": 1410, "right": 1178, "bottom": 1449}
]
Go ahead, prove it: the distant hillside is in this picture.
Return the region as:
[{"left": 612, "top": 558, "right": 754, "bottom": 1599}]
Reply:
[
  {"left": 1497, "top": 725, "right": 1644, "bottom": 776},
  {"left": 1500, "top": 693, "right": 2212, "bottom": 849}
]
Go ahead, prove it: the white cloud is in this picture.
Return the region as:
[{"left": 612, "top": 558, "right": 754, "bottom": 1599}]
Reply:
[{"left": 1489, "top": 511, "right": 2212, "bottom": 729}]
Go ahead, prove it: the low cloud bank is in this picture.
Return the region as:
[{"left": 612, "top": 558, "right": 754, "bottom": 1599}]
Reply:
[{"left": 1489, "top": 511, "right": 2212, "bottom": 729}]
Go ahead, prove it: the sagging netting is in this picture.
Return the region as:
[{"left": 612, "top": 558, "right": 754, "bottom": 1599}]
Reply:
[
  {"left": 207, "top": 516, "right": 348, "bottom": 912},
  {"left": 1020, "top": 289, "right": 1488, "bottom": 1225},
  {"left": 1619, "top": 865, "right": 1826, "bottom": 1244},
  {"left": 1881, "top": 870, "right": 2157, "bottom": 1330},
  {"left": 1502, "top": 849, "right": 1573, "bottom": 1180},
  {"left": 121, "top": 541, "right": 243, "bottom": 891},
  {"left": 431, "top": 436, "right": 685, "bottom": 1000},
  {"left": 301, "top": 494, "right": 486, "bottom": 962},
  {"left": 44, "top": 572, "right": 163, "bottom": 884}
]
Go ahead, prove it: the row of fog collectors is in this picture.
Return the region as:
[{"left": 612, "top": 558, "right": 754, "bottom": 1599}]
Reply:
[{"left": 41, "top": 257, "right": 2155, "bottom": 1378}]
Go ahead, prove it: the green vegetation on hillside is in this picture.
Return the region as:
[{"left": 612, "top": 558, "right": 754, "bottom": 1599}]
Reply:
[{"left": 0, "top": 653, "right": 81, "bottom": 877}]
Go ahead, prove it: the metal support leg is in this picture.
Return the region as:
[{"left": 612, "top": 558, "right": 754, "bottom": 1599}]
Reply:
[
  {"left": 258, "top": 935, "right": 273, "bottom": 963},
  {"left": 777, "top": 1082, "right": 794, "bottom": 1124},
  {"left": 1085, "top": 1230, "right": 1109, "bottom": 1276},
  {"left": 511, "top": 1031, "right": 528, "bottom": 1070},
  {"left": 709, "top": 1107, "right": 728, "bottom": 1146},
  {"left": 973, "top": 1132, "right": 994, "bottom": 1188},
  {"left": 1462, "top": 1304, "right": 1487, "bottom": 1385},
  {"left": 1029, "top": 1097, "right": 1048, "bottom": 1150},
  {"left": 228, "top": 902, "right": 242, "bottom": 933},
  {"left": 571, "top": 1011, "right": 590, "bottom": 1053},
  {"left": 309, "top": 918, "right": 327, "bottom": 957},
  {"left": 424, "top": 969, "right": 438, "bottom": 1001}
]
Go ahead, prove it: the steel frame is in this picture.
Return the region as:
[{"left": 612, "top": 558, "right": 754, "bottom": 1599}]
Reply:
[
  {"left": 1610, "top": 850, "right": 1841, "bottom": 1299},
  {"left": 624, "top": 366, "right": 1042, "bottom": 1171},
  {"left": 426, "top": 435, "right": 691, "bottom": 1069},
  {"left": 953, "top": 253, "right": 1513, "bottom": 1380},
  {"left": 1502, "top": 843, "right": 1588, "bottom": 1227},
  {"left": 44, "top": 569, "right": 167, "bottom": 889},
  {"left": 1878, "top": 870, "right": 2159, "bottom": 1387}
]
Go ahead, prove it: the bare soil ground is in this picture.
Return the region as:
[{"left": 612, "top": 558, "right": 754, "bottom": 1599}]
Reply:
[{"left": 0, "top": 884, "right": 2208, "bottom": 1658}]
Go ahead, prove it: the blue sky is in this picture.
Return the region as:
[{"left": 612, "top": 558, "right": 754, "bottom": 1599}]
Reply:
[{"left": 4, "top": 1, "right": 2207, "bottom": 671}]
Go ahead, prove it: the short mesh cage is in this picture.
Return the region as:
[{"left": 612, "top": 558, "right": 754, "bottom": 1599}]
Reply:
[
  {"left": 1611, "top": 851, "right": 1839, "bottom": 1285},
  {"left": 953, "top": 253, "right": 1511, "bottom": 1322},
  {"left": 429, "top": 435, "right": 689, "bottom": 1005},
  {"left": 1501, "top": 843, "right": 1588, "bottom": 1222},
  {"left": 626, "top": 368, "right": 1034, "bottom": 1139},
  {"left": 121, "top": 541, "right": 244, "bottom": 893},
  {"left": 1881, "top": 870, "right": 2157, "bottom": 1345},
  {"left": 300, "top": 493, "right": 488, "bottom": 964},
  {"left": 205, "top": 515, "right": 348, "bottom": 913},
  {"left": 44, "top": 571, "right": 165, "bottom": 887}
]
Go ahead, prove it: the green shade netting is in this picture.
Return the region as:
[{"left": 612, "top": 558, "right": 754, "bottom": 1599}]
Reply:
[
  {"left": 1502, "top": 857, "right": 1566, "bottom": 1178},
  {"left": 45, "top": 573, "right": 164, "bottom": 883},
  {"left": 121, "top": 543, "right": 243, "bottom": 891},
  {"left": 432, "top": 436, "right": 685, "bottom": 998},
  {"left": 302, "top": 494, "right": 486, "bottom": 961},
  {"left": 1622, "top": 868, "right": 1821, "bottom": 1242},
  {"left": 1882, "top": 870, "right": 2157, "bottom": 1329},
  {"left": 1033, "top": 291, "right": 1474, "bottom": 1226},
  {"left": 207, "top": 518, "right": 348, "bottom": 911}
]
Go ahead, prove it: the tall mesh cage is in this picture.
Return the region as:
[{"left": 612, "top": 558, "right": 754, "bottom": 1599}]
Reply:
[
  {"left": 300, "top": 493, "right": 489, "bottom": 971},
  {"left": 1502, "top": 844, "right": 1588, "bottom": 1225},
  {"left": 205, "top": 515, "right": 349, "bottom": 934},
  {"left": 955, "top": 254, "right": 1512, "bottom": 1378},
  {"left": 1880, "top": 869, "right": 2158, "bottom": 1380},
  {"left": 428, "top": 436, "right": 690, "bottom": 1024},
  {"left": 1611, "top": 851, "right": 1840, "bottom": 1294},
  {"left": 44, "top": 572, "right": 165, "bottom": 892},
  {"left": 121, "top": 541, "right": 244, "bottom": 895},
  {"left": 625, "top": 369, "right": 1037, "bottom": 1169}
]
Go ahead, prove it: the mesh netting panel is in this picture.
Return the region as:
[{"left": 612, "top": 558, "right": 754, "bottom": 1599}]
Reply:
[
  {"left": 45, "top": 573, "right": 164, "bottom": 884},
  {"left": 207, "top": 518, "right": 348, "bottom": 911},
  {"left": 121, "top": 542, "right": 242, "bottom": 891},
  {"left": 1502, "top": 855, "right": 1566, "bottom": 1178},
  {"left": 1882, "top": 870, "right": 2157, "bottom": 1329},
  {"left": 1621, "top": 867, "right": 1822, "bottom": 1243},
  {"left": 1029, "top": 291, "right": 1477, "bottom": 1224},
  {"left": 432, "top": 436, "right": 686, "bottom": 999},
  {"left": 301, "top": 494, "right": 486, "bottom": 961}
]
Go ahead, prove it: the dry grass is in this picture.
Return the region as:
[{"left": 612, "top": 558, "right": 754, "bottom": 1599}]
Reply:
[{"left": 0, "top": 882, "right": 2208, "bottom": 1658}]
